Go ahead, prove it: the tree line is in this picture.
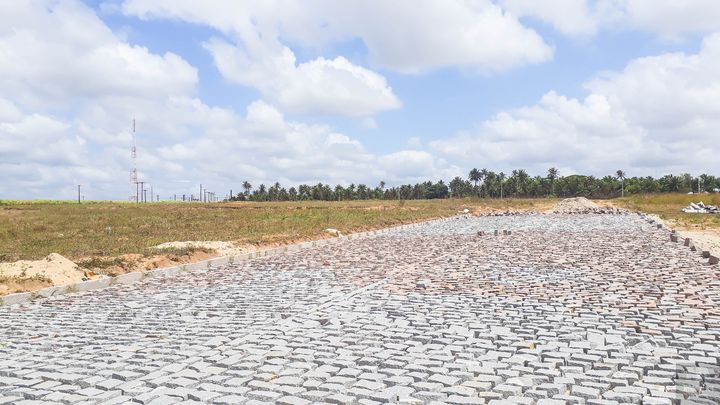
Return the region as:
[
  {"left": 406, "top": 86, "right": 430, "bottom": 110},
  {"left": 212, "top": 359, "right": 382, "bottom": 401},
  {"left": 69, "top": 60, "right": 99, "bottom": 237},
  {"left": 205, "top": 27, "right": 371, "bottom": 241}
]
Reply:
[{"left": 228, "top": 169, "right": 720, "bottom": 202}]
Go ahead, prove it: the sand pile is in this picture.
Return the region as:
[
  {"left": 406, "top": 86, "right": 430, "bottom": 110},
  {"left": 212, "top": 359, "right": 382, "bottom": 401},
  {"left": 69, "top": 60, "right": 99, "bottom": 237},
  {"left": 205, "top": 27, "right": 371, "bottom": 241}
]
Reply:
[
  {"left": 550, "top": 197, "right": 600, "bottom": 213},
  {"left": 0, "top": 253, "right": 88, "bottom": 286}
]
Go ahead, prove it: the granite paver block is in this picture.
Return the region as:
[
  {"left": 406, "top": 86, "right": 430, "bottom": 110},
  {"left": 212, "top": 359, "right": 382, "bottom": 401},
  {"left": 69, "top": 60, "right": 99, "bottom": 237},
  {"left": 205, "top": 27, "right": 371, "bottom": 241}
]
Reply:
[{"left": 1, "top": 214, "right": 718, "bottom": 404}]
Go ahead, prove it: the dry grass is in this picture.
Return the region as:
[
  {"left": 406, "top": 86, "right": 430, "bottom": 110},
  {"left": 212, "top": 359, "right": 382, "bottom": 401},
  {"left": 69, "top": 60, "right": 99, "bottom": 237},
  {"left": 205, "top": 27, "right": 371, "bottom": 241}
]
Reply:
[
  {"left": 4, "top": 195, "right": 713, "bottom": 265},
  {"left": 0, "top": 199, "right": 482, "bottom": 262},
  {"left": 0, "top": 272, "right": 52, "bottom": 295},
  {"left": 611, "top": 193, "right": 720, "bottom": 230}
]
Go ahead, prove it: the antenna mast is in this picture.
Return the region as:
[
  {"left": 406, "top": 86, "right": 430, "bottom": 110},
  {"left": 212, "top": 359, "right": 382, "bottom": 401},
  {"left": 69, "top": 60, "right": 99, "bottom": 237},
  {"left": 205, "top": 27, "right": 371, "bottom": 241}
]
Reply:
[{"left": 130, "top": 118, "right": 139, "bottom": 202}]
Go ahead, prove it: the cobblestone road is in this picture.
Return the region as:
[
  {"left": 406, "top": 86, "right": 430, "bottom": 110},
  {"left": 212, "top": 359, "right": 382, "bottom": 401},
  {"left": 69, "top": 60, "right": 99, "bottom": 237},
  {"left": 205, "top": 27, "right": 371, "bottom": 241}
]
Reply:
[{"left": 2, "top": 214, "right": 720, "bottom": 404}]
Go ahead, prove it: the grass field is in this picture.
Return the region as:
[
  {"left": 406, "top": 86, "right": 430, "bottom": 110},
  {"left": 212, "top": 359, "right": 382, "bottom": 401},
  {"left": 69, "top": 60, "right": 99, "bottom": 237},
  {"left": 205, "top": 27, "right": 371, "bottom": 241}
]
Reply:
[
  {"left": 1, "top": 195, "right": 717, "bottom": 264},
  {"left": 0, "top": 199, "right": 473, "bottom": 262},
  {"left": 613, "top": 193, "right": 720, "bottom": 229}
]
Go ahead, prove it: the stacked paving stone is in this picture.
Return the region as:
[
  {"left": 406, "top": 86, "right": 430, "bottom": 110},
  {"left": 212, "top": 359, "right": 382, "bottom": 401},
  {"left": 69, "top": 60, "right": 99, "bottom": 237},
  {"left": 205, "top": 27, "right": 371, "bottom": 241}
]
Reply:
[{"left": 1, "top": 214, "right": 719, "bottom": 404}]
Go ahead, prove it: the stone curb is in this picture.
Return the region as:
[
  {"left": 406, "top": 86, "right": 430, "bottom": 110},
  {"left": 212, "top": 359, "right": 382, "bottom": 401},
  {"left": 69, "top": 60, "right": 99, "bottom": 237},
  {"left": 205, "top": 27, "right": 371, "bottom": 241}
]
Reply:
[
  {"left": 645, "top": 213, "right": 719, "bottom": 266},
  {"left": 0, "top": 217, "right": 443, "bottom": 307}
]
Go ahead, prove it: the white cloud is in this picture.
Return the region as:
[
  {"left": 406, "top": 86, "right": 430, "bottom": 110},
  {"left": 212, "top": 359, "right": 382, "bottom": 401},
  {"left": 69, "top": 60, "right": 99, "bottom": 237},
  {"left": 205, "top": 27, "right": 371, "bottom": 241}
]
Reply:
[
  {"left": 4, "top": 0, "right": 718, "bottom": 201},
  {"left": 123, "top": 0, "right": 554, "bottom": 75},
  {"left": 500, "top": 0, "right": 598, "bottom": 36},
  {"left": 0, "top": 1, "right": 197, "bottom": 109},
  {"left": 585, "top": 33, "right": 720, "bottom": 139},
  {"left": 318, "top": 0, "right": 553, "bottom": 74},
  {"left": 0, "top": 1, "right": 459, "bottom": 199},
  {"left": 431, "top": 34, "right": 720, "bottom": 176},
  {"left": 204, "top": 39, "right": 400, "bottom": 117},
  {"left": 501, "top": 0, "right": 720, "bottom": 40},
  {"left": 0, "top": 1, "right": 206, "bottom": 199},
  {"left": 379, "top": 151, "right": 458, "bottom": 182},
  {"left": 119, "top": 0, "right": 559, "bottom": 117},
  {"left": 607, "top": 0, "right": 720, "bottom": 39},
  {"left": 160, "top": 101, "right": 460, "bottom": 188}
]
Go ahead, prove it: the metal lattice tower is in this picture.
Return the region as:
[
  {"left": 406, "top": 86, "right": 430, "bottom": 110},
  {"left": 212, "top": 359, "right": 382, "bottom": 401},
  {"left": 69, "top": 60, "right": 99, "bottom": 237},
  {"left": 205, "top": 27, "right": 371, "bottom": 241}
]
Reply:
[{"left": 130, "top": 119, "right": 139, "bottom": 202}]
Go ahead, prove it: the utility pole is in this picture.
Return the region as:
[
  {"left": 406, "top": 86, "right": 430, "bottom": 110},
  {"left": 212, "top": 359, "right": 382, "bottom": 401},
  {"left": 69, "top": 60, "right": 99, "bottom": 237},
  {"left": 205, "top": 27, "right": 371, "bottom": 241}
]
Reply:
[
  {"left": 139, "top": 181, "right": 145, "bottom": 202},
  {"left": 77, "top": 185, "right": 81, "bottom": 204}
]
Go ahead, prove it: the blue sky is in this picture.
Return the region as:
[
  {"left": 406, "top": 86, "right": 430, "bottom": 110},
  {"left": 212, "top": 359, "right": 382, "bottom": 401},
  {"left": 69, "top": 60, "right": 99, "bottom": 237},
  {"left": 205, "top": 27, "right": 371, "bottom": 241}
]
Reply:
[
  {"left": 102, "top": 5, "right": 690, "bottom": 152},
  {"left": 1, "top": 1, "right": 719, "bottom": 199}
]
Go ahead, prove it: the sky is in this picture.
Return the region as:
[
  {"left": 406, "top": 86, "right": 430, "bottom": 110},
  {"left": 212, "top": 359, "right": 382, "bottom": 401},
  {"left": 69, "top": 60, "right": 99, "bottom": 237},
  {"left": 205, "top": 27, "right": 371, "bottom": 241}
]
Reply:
[{"left": 1, "top": 1, "right": 719, "bottom": 200}]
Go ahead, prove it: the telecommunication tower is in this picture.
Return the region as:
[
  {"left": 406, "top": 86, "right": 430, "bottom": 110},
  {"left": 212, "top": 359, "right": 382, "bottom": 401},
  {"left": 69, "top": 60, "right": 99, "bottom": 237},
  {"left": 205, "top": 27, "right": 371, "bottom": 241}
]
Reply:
[{"left": 130, "top": 119, "right": 139, "bottom": 202}]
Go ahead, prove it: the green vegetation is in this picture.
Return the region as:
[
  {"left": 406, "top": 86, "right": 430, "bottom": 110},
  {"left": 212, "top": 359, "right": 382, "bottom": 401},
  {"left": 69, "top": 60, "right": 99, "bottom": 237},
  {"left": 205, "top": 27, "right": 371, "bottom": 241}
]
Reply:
[
  {"left": 76, "top": 256, "right": 130, "bottom": 270},
  {"left": 228, "top": 171, "right": 719, "bottom": 201},
  {"left": 0, "top": 272, "right": 51, "bottom": 284},
  {"left": 149, "top": 246, "right": 215, "bottom": 260}
]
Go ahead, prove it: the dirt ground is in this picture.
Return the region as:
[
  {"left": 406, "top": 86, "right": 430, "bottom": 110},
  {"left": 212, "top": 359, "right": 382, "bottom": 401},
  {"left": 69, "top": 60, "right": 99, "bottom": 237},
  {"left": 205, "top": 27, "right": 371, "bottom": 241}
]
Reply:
[
  {"left": 153, "top": 241, "right": 255, "bottom": 257},
  {"left": 96, "top": 250, "right": 219, "bottom": 277},
  {"left": 679, "top": 230, "right": 720, "bottom": 255}
]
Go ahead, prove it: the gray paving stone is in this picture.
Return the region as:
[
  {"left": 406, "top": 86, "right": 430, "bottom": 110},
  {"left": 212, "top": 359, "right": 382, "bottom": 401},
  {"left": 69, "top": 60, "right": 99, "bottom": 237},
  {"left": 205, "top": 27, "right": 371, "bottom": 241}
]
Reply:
[
  {"left": 277, "top": 396, "right": 311, "bottom": 405},
  {"left": 1, "top": 214, "right": 719, "bottom": 404},
  {"left": 214, "top": 395, "right": 248, "bottom": 404}
]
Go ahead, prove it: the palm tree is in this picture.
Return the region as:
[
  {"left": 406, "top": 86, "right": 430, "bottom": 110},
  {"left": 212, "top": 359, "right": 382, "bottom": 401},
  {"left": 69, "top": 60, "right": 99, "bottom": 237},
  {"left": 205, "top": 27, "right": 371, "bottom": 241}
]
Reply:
[
  {"left": 242, "top": 181, "right": 252, "bottom": 196},
  {"left": 699, "top": 174, "right": 713, "bottom": 193},
  {"left": 616, "top": 170, "right": 626, "bottom": 197},
  {"left": 499, "top": 172, "right": 506, "bottom": 199},
  {"left": 256, "top": 184, "right": 267, "bottom": 201},
  {"left": 479, "top": 168, "right": 489, "bottom": 198},
  {"left": 468, "top": 168, "right": 481, "bottom": 195},
  {"left": 547, "top": 167, "right": 559, "bottom": 196},
  {"left": 516, "top": 169, "right": 529, "bottom": 196},
  {"left": 334, "top": 184, "right": 345, "bottom": 201}
]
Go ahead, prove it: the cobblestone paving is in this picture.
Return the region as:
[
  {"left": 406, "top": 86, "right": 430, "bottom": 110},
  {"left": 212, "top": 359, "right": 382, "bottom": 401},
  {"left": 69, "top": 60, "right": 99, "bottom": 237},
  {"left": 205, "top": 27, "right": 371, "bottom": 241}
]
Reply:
[{"left": 2, "top": 214, "right": 720, "bottom": 404}]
